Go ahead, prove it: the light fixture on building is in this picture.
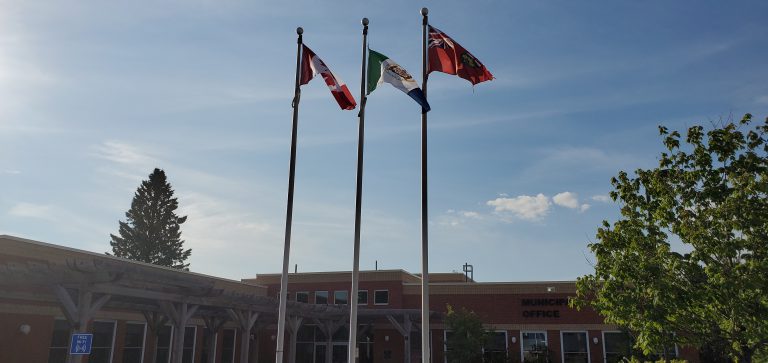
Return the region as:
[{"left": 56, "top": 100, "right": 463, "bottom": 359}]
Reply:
[
  {"left": 19, "top": 324, "right": 31, "bottom": 335},
  {"left": 384, "top": 335, "right": 389, "bottom": 342},
  {"left": 547, "top": 286, "right": 555, "bottom": 292},
  {"left": 592, "top": 337, "right": 599, "bottom": 344},
  {"left": 270, "top": 335, "right": 276, "bottom": 341},
  {"left": 510, "top": 336, "right": 517, "bottom": 344}
]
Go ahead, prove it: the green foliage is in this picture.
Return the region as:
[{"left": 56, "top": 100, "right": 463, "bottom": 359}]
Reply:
[
  {"left": 573, "top": 114, "right": 768, "bottom": 362},
  {"left": 108, "top": 168, "right": 191, "bottom": 270},
  {"left": 444, "top": 305, "right": 487, "bottom": 363}
]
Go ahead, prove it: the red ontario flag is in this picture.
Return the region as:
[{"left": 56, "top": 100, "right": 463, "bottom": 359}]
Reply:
[
  {"left": 428, "top": 26, "right": 494, "bottom": 85},
  {"left": 300, "top": 45, "right": 357, "bottom": 110}
]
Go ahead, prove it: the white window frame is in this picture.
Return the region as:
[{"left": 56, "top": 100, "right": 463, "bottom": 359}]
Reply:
[
  {"left": 182, "top": 325, "right": 197, "bottom": 363},
  {"left": 155, "top": 325, "right": 174, "bottom": 363},
  {"left": 49, "top": 317, "right": 71, "bottom": 361},
  {"left": 373, "top": 289, "right": 389, "bottom": 305},
  {"left": 520, "top": 330, "right": 548, "bottom": 363},
  {"left": 92, "top": 319, "right": 118, "bottom": 363},
  {"left": 315, "top": 290, "right": 329, "bottom": 304},
  {"left": 443, "top": 330, "right": 452, "bottom": 363},
  {"left": 295, "top": 291, "right": 310, "bottom": 303},
  {"left": 333, "top": 290, "right": 349, "bottom": 305},
  {"left": 221, "top": 328, "right": 237, "bottom": 363},
  {"left": 483, "top": 330, "right": 508, "bottom": 360},
  {"left": 602, "top": 330, "right": 629, "bottom": 363},
  {"left": 201, "top": 331, "right": 218, "bottom": 363},
  {"left": 122, "top": 321, "right": 147, "bottom": 363},
  {"left": 357, "top": 290, "right": 368, "bottom": 305},
  {"left": 560, "top": 330, "right": 590, "bottom": 363}
]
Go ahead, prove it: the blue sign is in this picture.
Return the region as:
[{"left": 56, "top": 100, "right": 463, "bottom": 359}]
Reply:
[{"left": 69, "top": 333, "right": 93, "bottom": 355}]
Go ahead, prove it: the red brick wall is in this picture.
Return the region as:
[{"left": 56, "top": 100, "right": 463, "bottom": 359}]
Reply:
[{"left": 0, "top": 313, "right": 54, "bottom": 363}]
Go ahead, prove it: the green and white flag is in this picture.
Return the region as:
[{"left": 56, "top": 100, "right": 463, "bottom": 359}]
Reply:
[{"left": 367, "top": 49, "right": 431, "bottom": 112}]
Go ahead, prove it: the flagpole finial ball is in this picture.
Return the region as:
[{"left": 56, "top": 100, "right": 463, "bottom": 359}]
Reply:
[
  {"left": 421, "top": 8, "right": 428, "bottom": 16},
  {"left": 296, "top": 27, "right": 303, "bottom": 35},
  {"left": 361, "top": 18, "right": 369, "bottom": 26}
]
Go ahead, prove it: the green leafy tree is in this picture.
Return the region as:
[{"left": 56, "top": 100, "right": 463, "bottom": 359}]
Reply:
[
  {"left": 109, "top": 168, "right": 191, "bottom": 270},
  {"left": 572, "top": 114, "right": 768, "bottom": 362},
  {"left": 444, "top": 305, "right": 487, "bottom": 363}
]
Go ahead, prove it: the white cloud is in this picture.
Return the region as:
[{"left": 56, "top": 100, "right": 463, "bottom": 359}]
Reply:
[
  {"left": 9, "top": 202, "right": 52, "bottom": 219},
  {"left": 462, "top": 211, "right": 481, "bottom": 219},
  {"left": 437, "top": 209, "right": 483, "bottom": 227},
  {"left": 487, "top": 194, "right": 551, "bottom": 221},
  {"left": 93, "top": 140, "right": 158, "bottom": 166},
  {"left": 1, "top": 169, "right": 21, "bottom": 175},
  {"left": 553, "top": 192, "right": 580, "bottom": 209},
  {"left": 591, "top": 195, "right": 612, "bottom": 203},
  {"left": 553, "top": 192, "right": 590, "bottom": 213},
  {"left": 755, "top": 95, "right": 768, "bottom": 105}
]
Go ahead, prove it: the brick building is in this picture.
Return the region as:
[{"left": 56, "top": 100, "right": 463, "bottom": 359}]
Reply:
[{"left": 0, "top": 235, "right": 697, "bottom": 363}]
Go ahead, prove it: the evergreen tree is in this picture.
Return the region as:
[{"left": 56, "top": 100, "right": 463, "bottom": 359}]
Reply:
[{"left": 109, "top": 168, "right": 191, "bottom": 270}]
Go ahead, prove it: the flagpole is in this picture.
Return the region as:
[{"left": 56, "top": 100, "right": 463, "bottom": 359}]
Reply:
[
  {"left": 420, "top": 7, "right": 431, "bottom": 363},
  {"left": 348, "top": 17, "right": 369, "bottom": 363},
  {"left": 275, "top": 26, "right": 303, "bottom": 363}
]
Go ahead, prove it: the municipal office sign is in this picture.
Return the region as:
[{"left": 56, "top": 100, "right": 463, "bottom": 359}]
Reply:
[{"left": 69, "top": 333, "right": 93, "bottom": 355}]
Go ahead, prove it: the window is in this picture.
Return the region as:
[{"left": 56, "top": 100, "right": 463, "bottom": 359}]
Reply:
[
  {"left": 155, "top": 325, "right": 173, "bottom": 363},
  {"left": 315, "top": 291, "right": 329, "bottom": 304},
  {"left": 121, "top": 322, "right": 146, "bottom": 363},
  {"left": 334, "top": 290, "right": 349, "bottom": 305},
  {"left": 86, "top": 321, "right": 116, "bottom": 363},
  {"left": 220, "top": 328, "right": 236, "bottom": 363},
  {"left": 296, "top": 291, "right": 309, "bottom": 303},
  {"left": 358, "top": 290, "right": 368, "bottom": 305},
  {"left": 182, "top": 326, "right": 196, "bottom": 363},
  {"left": 603, "top": 331, "right": 631, "bottom": 363},
  {"left": 484, "top": 331, "right": 508, "bottom": 362},
  {"left": 200, "top": 330, "right": 216, "bottom": 363},
  {"left": 48, "top": 319, "right": 70, "bottom": 363},
  {"left": 521, "top": 331, "right": 547, "bottom": 362},
  {"left": 374, "top": 290, "right": 389, "bottom": 305},
  {"left": 561, "top": 331, "right": 589, "bottom": 363}
]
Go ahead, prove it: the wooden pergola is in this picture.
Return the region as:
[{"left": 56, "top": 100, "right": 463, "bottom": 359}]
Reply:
[{"left": 0, "top": 235, "right": 438, "bottom": 363}]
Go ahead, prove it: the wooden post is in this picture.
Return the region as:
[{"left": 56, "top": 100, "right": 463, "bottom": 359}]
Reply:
[
  {"left": 53, "top": 285, "right": 110, "bottom": 363},
  {"left": 227, "top": 309, "right": 259, "bottom": 363},
  {"left": 160, "top": 302, "right": 199, "bottom": 363},
  {"left": 203, "top": 316, "right": 228, "bottom": 363},
  {"left": 142, "top": 311, "right": 169, "bottom": 363},
  {"left": 386, "top": 314, "right": 413, "bottom": 363},
  {"left": 285, "top": 316, "right": 303, "bottom": 363}
]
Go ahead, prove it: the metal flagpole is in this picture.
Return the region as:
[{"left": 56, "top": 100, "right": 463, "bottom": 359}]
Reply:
[
  {"left": 348, "top": 17, "right": 369, "bottom": 363},
  {"left": 420, "top": 7, "right": 431, "bottom": 363},
  {"left": 275, "top": 26, "right": 303, "bottom": 363}
]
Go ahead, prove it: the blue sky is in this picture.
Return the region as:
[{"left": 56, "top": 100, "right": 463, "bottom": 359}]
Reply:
[{"left": 2, "top": 1, "right": 767, "bottom": 282}]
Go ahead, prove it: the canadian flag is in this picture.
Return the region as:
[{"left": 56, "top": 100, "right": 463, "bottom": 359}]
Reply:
[{"left": 300, "top": 45, "right": 357, "bottom": 110}]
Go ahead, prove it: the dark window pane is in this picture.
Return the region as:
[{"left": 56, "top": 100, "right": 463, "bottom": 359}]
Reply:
[
  {"left": 47, "top": 348, "right": 68, "bottom": 363},
  {"left": 124, "top": 323, "right": 145, "bottom": 348},
  {"left": 297, "top": 325, "right": 315, "bottom": 342},
  {"left": 221, "top": 329, "right": 236, "bottom": 363},
  {"left": 50, "top": 320, "right": 71, "bottom": 347},
  {"left": 315, "top": 291, "right": 329, "bottom": 304},
  {"left": 184, "top": 327, "right": 196, "bottom": 348},
  {"left": 374, "top": 290, "right": 389, "bottom": 305},
  {"left": 92, "top": 321, "right": 115, "bottom": 347},
  {"left": 89, "top": 347, "right": 111, "bottom": 363},
  {"left": 122, "top": 349, "right": 142, "bottom": 363},
  {"left": 296, "top": 292, "right": 309, "bottom": 303},
  {"left": 332, "top": 327, "right": 349, "bottom": 342},
  {"left": 334, "top": 291, "right": 349, "bottom": 305},
  {"left": 357, "top": 290, "right": 368, "bottom": 305}
]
